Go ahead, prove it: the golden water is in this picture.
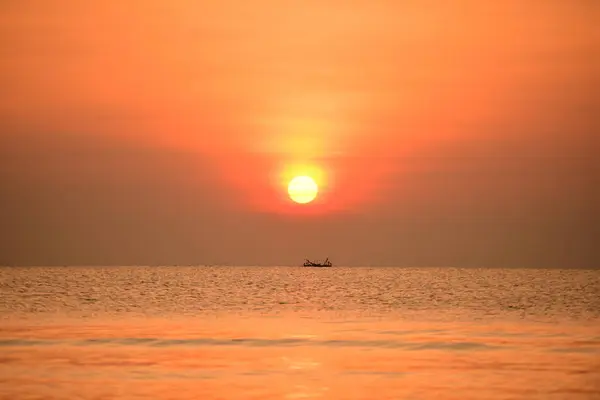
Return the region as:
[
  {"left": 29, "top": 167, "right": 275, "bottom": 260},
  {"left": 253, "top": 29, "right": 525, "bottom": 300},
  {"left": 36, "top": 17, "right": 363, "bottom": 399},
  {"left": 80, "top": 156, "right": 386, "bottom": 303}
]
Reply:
[{"left": 1, "top": 266, "right": 599, "bottom": 399}]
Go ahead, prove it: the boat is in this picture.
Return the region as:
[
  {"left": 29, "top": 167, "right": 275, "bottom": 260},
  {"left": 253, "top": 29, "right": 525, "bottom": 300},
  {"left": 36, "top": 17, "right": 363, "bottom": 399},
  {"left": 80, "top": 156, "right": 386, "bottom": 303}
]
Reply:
[{"left": 303, "top": 258, "right": 332, "bottom": 267}]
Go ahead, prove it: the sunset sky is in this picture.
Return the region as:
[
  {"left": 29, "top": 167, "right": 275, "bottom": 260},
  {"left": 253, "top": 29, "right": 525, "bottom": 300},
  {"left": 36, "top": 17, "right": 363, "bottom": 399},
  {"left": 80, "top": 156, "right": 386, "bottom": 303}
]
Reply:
[{"left": 1, "top": 1, "right": 598, "bottom": 267}]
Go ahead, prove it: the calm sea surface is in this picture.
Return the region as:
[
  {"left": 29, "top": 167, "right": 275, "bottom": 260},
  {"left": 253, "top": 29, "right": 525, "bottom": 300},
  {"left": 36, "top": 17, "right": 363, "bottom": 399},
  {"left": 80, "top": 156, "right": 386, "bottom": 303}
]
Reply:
[{"left": 1, "top": 266, "right": 599, "bottom": 399}]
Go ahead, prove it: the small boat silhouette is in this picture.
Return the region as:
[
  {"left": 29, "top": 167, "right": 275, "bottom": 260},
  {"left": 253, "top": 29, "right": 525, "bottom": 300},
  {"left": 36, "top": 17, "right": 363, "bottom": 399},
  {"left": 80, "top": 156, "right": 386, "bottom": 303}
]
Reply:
[{"left": 303, "top": 258, "right": 332, "bottom": 267}]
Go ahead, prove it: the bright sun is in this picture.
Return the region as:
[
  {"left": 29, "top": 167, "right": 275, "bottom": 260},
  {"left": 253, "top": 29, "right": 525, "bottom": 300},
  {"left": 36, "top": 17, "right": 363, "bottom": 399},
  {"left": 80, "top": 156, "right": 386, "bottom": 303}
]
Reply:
[{"left": 288, "top": 175, "right": 318, "bottom": 204}]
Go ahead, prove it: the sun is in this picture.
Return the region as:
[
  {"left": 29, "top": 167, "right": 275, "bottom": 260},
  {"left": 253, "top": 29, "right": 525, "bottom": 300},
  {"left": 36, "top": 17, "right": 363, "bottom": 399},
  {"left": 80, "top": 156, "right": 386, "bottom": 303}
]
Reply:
[{"left": 288, "top": 176, "right": 318, "bottom": 204}]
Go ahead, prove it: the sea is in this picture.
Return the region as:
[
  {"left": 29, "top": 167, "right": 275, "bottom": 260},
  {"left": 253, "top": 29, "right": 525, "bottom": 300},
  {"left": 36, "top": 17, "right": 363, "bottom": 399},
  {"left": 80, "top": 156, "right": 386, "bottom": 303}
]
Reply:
[{"left": 1, "top": 266, "right": 599, "bottom": 400}]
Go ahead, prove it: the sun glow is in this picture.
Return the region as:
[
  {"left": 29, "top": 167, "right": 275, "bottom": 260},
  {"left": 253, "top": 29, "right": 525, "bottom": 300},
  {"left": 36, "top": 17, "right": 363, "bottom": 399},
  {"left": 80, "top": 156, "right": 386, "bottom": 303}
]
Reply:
[{"left": 288, "top": 176, "right": 318, "bottom": 204}]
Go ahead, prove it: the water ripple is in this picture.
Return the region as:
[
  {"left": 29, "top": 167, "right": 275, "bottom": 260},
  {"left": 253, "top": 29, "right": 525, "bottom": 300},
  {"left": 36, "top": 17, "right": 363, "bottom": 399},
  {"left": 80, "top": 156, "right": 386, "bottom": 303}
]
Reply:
[{"left": 0, "top": 337, "right": 508, "bottom": 351}]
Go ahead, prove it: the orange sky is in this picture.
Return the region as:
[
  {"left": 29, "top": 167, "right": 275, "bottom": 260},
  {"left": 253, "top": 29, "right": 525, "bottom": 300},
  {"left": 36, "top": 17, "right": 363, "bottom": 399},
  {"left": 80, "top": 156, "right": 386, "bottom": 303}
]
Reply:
[{"left": 0, "top": 1, "right": 598, "bottom": 266}]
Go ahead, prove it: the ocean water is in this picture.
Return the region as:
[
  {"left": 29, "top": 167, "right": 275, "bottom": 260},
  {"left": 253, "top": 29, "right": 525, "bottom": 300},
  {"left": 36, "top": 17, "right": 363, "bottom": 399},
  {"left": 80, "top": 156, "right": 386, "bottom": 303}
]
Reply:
[{"left": 0, "top": 266, "right": 599, "bottom": 399}]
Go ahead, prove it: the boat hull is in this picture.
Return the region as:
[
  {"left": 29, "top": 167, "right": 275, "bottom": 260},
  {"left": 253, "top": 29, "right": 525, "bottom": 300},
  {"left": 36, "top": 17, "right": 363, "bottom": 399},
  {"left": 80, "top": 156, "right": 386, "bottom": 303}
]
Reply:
[{"left": 302, "top": 258, "right": 332, "bottom": 267}]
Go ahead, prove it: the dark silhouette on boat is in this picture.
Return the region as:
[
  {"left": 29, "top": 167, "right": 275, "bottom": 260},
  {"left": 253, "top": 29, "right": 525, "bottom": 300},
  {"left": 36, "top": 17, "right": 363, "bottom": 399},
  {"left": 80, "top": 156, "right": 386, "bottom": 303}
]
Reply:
[{"left": 303, "top": 258, "right": 332, "bottom": 267}]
